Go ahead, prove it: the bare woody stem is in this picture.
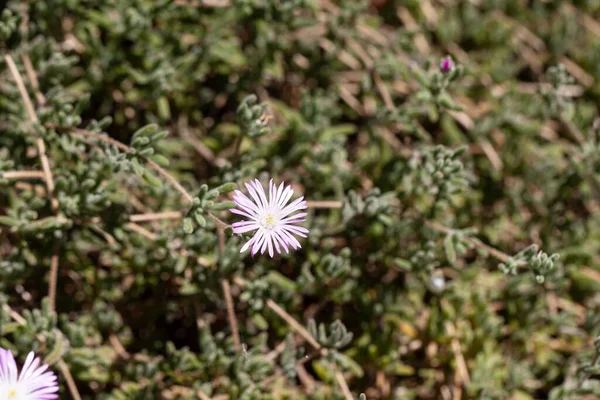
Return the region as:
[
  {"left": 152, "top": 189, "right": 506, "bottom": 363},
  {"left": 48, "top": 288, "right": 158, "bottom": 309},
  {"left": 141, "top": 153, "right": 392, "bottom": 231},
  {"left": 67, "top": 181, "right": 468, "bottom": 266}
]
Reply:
[
  {"left": 21, "top": 54, "right": 46, "bottom": 106},
  {"left": 5, "top": 54, "right": 62, "bottom": 316},
  {"left": 218, "top": 224, "right": 242, "bottom": 352},
  {"left": 129, "top": 211, "right": 183, "bottom": 222},
  {"left": 306, "top": 200, "right": 343, "bottom": 209},
  {"left": 231, "top": 132, "right": 243, "bottom": 164},
  {"left": 57, "top": 361, "right": 82, "bottom": 400},
  {"left": 221, "top": 278, "right": 241, "bottom": 351},
  {"left": 1, "top": 170, "right": 46, "bottom": 180},
  {"left": 47, "top": 241, "right": 61, "bottom": 315},
  {"left": 266, "top": 299, "right": 323, "bottom": 350},
  {"left": 4, "top": 54, "right": 58, "bottom": 212}
]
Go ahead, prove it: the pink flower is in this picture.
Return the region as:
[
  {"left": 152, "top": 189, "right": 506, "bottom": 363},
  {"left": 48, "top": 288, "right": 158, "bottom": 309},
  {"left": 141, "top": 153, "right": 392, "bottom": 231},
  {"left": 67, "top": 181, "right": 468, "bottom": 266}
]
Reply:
[
  {"left": 230, "top": 179, "right": 309, "bottom": 257},
  {"left": 0, "top": 348, "right": 59, "bottom": 399},
  {"left": 440, "top": 57, "right": 453, "bottom": 73}
]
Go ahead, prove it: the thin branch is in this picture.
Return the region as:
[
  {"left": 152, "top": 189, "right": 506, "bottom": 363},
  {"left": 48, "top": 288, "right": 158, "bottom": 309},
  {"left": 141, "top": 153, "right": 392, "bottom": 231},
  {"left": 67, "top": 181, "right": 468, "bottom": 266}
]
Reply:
[
  {"left": 5, "top": 53, "right": 61, "bottom": 313},
  {"left": 21, "top": 54, "right": 45, "bottom": 106},
  {"left": 124, "top": 222, "right": 158, "bottom": 241},
  {"left": 265, "top": 340, "right": 287, "bottom": 361},
  {"left": 232, "top": 133, "right": 243, "bottom": 163},
  {"left": 221, "top": 278, "right": 241, "bottom": 351},
  {"left": 306, "top": 200, "right": 343, "bottom": 209},
  {"left": 130, "top": 211, "right": 183, "bottom": 222},
  {"left": 58, "top": 360, "right": 82, "bottom": 400},
  {"left": 445, "top": 321, "right": 471, "bottom": 386},
  {"left": 207, "top": 213, "right": 228, "bottom": 227},
  {"left": 196, "top": 389, "right": 213, "bottom": 400},
  {"left": 335, "top": 371, "right": 354, "bottom": 400},
  {"left": 5, "top": 54, "right": 38, "bottom": 122},
  {"left": 373, "top": 71, "right": 394, "bottom": 110},
  {"left": 70, "top": 128, "right": 129, "bottom": 151},
  {"left": 218, "top": 223, "right": 241, "bottom": 351},
  {"left": 297, "top": 363, "right": 317, "bottom": 393},
  {"left": 48, "top": 241, "right": 61, "bottom": 312},
  {"left": 109, "top": 334, "right": 131, "bottom": 360},
  {"left": 2, "top": 304, "right": 26, "bottom": 324},
  {"left": 4, "top": 54, "right": 58, "bottom": 212},
  {"left": 2, "top": 170, "right": 45, "bottom": 180},
  {"left": 266, "top": 299, "right": 323, "bottom": 350}
]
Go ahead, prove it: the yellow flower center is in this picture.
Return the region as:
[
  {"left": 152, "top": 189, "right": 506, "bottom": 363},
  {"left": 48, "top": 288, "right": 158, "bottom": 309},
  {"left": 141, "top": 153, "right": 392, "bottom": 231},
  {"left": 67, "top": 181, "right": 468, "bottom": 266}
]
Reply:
[
  {"left": 263, "top": 214, "right": 276, "bottom": 229},
  {"left": 9, "top": 388, "right": 17, "bottom": 399}
]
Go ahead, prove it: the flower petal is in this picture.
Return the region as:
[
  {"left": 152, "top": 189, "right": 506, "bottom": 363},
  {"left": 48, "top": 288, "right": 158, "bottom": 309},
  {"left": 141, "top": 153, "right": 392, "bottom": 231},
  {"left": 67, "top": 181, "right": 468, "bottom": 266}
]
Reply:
[{"left": 232, "top": 222, "right": 260, "bottom": 234}]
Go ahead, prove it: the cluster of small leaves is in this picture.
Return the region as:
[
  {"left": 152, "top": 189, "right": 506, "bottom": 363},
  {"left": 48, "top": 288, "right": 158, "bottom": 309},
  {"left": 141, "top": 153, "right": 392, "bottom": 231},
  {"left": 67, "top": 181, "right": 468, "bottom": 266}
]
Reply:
[
  {"left": 1, "top": 299, "right": 69, "bottom": 366},
  {"left": 183, "top": 182, "right": 236, "bottom": 233},
  {"left": 239, "top": 277, "right": 269, "bottom": 312},
  {"left": 0, "top": 149, "right": 15, "bottom": 186},
  {"left": 342, "top": 188, "right": 395, "bottom": 225},
  {"left": 0, "top": 8, "right": 21, "bottom": 48},
  {"left": 307, "top": 319, "right": 353, "bottom": 351},
  {"left": 110, "top": 123, "right": 171, "bottom": 187},
  {"left": 389, "top": 145, "right": 468, "bottom": 214},
  {"left": 442, "top": 227, "right": 478, "bottom": 266},
  {"left": 237, "top": 94, "right": 271, "bottom": 138},
  {"left": 318, "top": 247, "right": 352, "bottom": 280},
  {"left": 499, "top": 244, "right": 560, "bottom": 284},
  {"left": 542, "top": 64, "right": 576, "bottom": 120}
]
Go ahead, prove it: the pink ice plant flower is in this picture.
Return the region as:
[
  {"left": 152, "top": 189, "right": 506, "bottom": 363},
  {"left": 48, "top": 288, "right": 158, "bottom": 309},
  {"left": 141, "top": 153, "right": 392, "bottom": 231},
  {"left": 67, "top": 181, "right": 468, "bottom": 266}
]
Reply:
[
  {"left": 440, "top": 56, "right": 454, "bottom": 73},
  {"left": 0, "top": 348, "right": 59, "bottom": 399},
  {"left": 230, "top": 179, "right": 309, "bottom": 257}
]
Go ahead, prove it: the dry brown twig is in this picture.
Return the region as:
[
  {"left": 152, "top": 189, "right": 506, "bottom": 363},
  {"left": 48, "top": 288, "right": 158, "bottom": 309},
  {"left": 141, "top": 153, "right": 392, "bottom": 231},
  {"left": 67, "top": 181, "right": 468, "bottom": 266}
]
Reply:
[
  {"left": 4, "top": 55, "right": 57, "bottom": 212},
  {"left": 306, "top": 200, "right": 343, "bottom": 209},
  {"left": 1, "top": 170, "right": 46, "bottom": 180},
  {"left": 129, "top": 211, "right": 183, "bottom": 222},
  {"left": 221, "top": 277, "right": 241, "bottom": 351},
  {"left": 11, "top": 55, "right": 64, "bottom": 316},
  {"left": 21, "top": 54, "right": 46, "bottom": 106},
  {"left": 5, "top": 54, "right": 65, "bottom": 323},
  {"left": 445, "top": 321, "right": 471, "bottom": 387}
]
